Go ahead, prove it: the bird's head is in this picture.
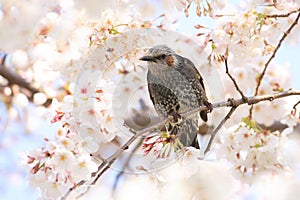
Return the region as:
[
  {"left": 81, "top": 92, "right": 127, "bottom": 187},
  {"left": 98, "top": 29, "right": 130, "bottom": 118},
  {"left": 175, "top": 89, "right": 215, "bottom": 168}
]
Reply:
[{"left": 139, "top": 45, "right": 177, "bottom": 71}]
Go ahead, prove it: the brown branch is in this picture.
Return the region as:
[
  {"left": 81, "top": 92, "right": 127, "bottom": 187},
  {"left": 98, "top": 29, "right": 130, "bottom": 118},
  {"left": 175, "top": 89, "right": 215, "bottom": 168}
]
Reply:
[
  {"left": 209, "top": 8, "right": 300, "bottom": 19},
  {"left": 70, "top": 162, "right": 110, "bottom": 200},
  {"left": 0, "top": 55, "right": 39, "bottom": 93},
  {"left": 204, "top": 106, "right": 237, "bottom": 155},
  {"left": 200, "top": 56, "right": 246, "bottom": 153},
  {"left": 224, "top": 56, "right": 247, "bottom": 100},
  {"left": 293, "top": 100, "right": 300, "bottom": 110},
  {"left": 181, "top": 89, "right": 300, "bottom": 119},
  {"left": 112, "top": 139, "right": 144, "bottom": 192},
  {"left": 265, "top": 8, "right": 300, "bottom": 18},
  {"left": 61, "top": 161, "right": 107, "bottom": 200},
  {"left": 249, "top": 10, "right": 300, "bottom": 118},
  {"left": 0, "top": 52, "right": 52, "bottom": 107},
  {"left": 77, "top": 139, "right": 144, "bottom": 199},
  {"left": 61, "top": 89, "right": 300, "bottom": 200},
  {"left": 293, "top": 100, "right": 300, "bottom": 118},
  {"left": 61, "top": 117, "right": 171, "bottom": 200}
]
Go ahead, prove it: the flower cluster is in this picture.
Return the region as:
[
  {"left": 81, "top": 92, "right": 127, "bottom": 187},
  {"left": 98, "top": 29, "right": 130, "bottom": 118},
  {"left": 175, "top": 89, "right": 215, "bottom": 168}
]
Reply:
[
  {"left": 0, "top": 0, "right": 298, "bottom": 199},
  {"left": 205, "top": 5, "right": 298, "bottom": 126},
  {"left": 26, "top": 130, "right": 98, "bottom": 199},
  {"left": 216, "top": 118, "right": 291, "bottom": 181}
]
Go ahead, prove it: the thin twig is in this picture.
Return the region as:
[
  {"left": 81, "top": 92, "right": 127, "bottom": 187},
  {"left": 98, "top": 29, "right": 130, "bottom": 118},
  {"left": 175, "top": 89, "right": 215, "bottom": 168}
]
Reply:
[
  {"left": 224, "top": 56, "right": 247, "bottom": 100},
  {"left": 200, "top": 56, "right": 245, "bottom": 153},
  {"left": 60, "top": 180, "right": 86, "bottom": 200},
  {"left": 61, "top": 161, "right": 107, "bottom": 200},
  {"left": 208, "top": 8, "right": 300, "bottom": 19},
  {"left": 255, "top": 11, "right": 300, "bottom": 95},
  {"left": 61, "top": 89, "right": 300, "bottom": 199},
  {"left": 265, "top": 8, "right": 300, "bottom": 18},
  {"left": 293, "top": 100, "right": 300, "bottom": 118},
  {"left": 61, "top": 117, "right": 171, "bottom": 200},
  {"left": 112, "top": 138, "right": 144, "bottom": 192},
  {"left": 74, "top": 164, "right": 112, "bottom": 199},
  {"left": 293, "top": 100, "right": 300, "bottom": 110},
  {"left": 249, "top": 11, "right": 300, "bottom": 118},
  {"left": 204, "top": 106, "right": 237, "bottom": 155},
  {"left": 77, "top": 139, "right": 143, "bottom": 199}
]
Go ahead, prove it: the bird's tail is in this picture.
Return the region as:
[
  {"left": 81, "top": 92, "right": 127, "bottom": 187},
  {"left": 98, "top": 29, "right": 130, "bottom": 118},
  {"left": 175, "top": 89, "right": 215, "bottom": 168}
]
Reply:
[{"left": 167, "top": 117, "right": 199, "bottom": 148}]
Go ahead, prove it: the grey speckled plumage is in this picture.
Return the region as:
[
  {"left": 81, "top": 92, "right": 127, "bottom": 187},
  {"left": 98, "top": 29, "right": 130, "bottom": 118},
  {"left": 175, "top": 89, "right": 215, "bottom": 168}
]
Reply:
[{"left": 140, "top": 45, "right": 209, "bottom": 148}]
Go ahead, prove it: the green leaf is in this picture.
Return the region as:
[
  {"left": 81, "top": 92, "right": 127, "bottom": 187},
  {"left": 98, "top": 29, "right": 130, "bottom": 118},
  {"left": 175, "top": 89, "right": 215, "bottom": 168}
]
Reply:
[{"left": 242, "top": 117, "right": 263, "bottom": 133}]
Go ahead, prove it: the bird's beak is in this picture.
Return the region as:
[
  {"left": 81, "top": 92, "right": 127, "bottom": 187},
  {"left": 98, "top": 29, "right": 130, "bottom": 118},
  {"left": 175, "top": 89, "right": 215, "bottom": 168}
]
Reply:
[{"left": 139, "top": 55, "right": 156, "bottom": 62}]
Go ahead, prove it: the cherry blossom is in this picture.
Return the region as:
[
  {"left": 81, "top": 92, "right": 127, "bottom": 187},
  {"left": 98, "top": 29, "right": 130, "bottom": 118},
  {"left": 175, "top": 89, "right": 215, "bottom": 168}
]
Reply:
[
  {"left": 216, "top": 121, "right": 290, "bottom": 182},
  {"left": 0, "top": 0, "right": 298, "bottom": 199},
  {"left": 70, "top": 156, "right": 98, "bottom": 182}
]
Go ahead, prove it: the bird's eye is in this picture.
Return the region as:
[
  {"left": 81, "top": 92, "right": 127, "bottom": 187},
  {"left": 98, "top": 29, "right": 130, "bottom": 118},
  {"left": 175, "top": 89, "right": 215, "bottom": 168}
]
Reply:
[{"left": 155, "top": 54, "right": 167, "bottom": 60}]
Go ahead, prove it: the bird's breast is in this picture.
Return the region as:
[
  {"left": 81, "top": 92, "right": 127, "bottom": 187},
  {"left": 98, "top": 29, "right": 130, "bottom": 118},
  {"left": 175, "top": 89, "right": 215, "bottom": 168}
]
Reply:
[{"left": 149, "top": 70, "right": 200, "bottom": 113}]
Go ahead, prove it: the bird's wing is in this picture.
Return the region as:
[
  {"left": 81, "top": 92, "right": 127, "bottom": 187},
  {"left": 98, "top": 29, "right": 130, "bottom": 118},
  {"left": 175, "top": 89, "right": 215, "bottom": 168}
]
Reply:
[
  {"left": 180, "top": 56, "right": 206, "bottom": 93},
  {"left": 177, "top": 56, "right": 208, "bottom": 122}
]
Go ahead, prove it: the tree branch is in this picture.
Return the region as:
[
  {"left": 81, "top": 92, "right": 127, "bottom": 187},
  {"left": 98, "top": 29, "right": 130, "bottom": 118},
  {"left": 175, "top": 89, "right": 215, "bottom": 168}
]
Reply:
[
  {"left": 249, "top": 10, "right": 300, "bottom": 118},
  {"left": 204, "top": 106, "right": 237, "bottom": 155},
  {"left": 206, "top": 55, "right": 249, "bottom": 155},
  {"left": 265, "top": 8, "right": 300, "bottom": 18},
  {"left": 293, "top": 100, "right": 300, "bottom": 110},
  {"left": 224, "top": 56, "right": 247, "bottom": 100},
  {"left": 61, "top": 89, "right": 300, "bottom": 200},
  {"left": 0, "top": 52, "right": 52, "bottom": 107},
  {"left": 293, "top": 100, "right": 300, "bottom": 118},
  {"left": 112, "top": 138, "right": 144, "bottom": 192}
]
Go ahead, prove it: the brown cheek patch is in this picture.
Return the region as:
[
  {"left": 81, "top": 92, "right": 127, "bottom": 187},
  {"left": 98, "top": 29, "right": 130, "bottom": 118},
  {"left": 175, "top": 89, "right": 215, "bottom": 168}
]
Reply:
[{"left": 166, "top": 55, "right": 174, "bottom": 67}]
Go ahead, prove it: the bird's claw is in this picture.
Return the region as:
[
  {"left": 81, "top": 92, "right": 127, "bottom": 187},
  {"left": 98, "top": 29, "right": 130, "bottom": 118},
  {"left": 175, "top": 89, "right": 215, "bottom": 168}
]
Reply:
[
  {"left": 168, "top": 112, "right": 182, "bottom": 125},
  {"left": 204, "top": 101, "right": 213, "bottom": 113}
]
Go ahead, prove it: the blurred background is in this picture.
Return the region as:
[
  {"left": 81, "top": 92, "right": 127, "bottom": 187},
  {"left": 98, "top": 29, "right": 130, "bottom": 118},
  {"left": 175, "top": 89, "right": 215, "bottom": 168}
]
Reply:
[{"left": 0, "top": 0, "right": 299, "bottom": 199}]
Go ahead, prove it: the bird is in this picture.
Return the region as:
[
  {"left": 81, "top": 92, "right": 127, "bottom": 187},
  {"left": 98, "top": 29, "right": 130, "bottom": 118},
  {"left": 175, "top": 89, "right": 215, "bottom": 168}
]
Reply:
[{"left": 139, "top": 45, "right": 210, "bottom": 148}]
